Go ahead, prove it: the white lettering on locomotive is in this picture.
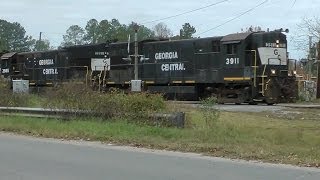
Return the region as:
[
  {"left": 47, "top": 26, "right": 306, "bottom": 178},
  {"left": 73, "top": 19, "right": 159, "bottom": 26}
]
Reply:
[
  {"left": 155, "top": 52, "right": 178, "bottom": 60},
  {"left": 43, "top": 68, "right": 58, "bottom": 75},
  {"left": 1, "top": 68, "right": 9, "bottom": 74},
  {"left": 39, "top": 59, "right": 54, "bottom": 66},
  {"left": 161, "top": 63, "right": 185, "bottom": 72},
  {"left": 226, "top": 58, "right": 240, "bottom": 65},
  {"left": 265, "top": 43, "right": 286, "bottom": 48},
  {"left": 95, "top": 52, "right": 106, "bottom": 56}
]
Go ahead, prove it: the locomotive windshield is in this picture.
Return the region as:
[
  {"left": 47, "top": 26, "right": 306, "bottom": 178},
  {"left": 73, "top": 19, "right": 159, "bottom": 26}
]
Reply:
[
  {"left": 258, "top": 47, "right": 287, "bottom": 65},
  {"left": 255, "top": 32, "right": 287, "bottom": 65}
]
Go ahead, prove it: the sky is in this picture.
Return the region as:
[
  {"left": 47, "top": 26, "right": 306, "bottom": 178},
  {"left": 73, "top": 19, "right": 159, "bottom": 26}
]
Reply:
[{"left": 1, "top": 0, "right": 319, "bottom": 59}]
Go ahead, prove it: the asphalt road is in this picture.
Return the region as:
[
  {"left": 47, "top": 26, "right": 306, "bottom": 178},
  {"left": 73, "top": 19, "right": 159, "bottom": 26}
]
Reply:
[{"left": 1, "top": 133, "right": 320, "bottom": 180}]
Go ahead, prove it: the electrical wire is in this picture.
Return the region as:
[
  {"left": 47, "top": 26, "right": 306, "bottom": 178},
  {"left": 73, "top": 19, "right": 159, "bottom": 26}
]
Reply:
[
  {"left": 141, "top": 0, "right": 229, "bottom": 24},
  {"left": 291, "top": 0, "right": 297, "bottom": 8},
  {"left": 197, "top": 0, "right": 269, "bottom": 36}
]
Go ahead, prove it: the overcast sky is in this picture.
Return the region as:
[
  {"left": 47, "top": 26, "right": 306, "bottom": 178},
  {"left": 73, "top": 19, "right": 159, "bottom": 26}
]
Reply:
[{"left": 1, "top": 0, "right": 319, "bottom": 59}]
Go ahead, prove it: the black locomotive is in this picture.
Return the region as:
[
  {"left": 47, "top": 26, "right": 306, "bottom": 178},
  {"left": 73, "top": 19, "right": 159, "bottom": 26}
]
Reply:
[{"left": 0, "top": 30, "right": 297, "bottom": 104}]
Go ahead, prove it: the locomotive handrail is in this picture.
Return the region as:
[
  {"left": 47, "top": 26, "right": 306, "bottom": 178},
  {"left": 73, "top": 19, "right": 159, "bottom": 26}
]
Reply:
[
  {"left": 246, "top": 50, "right": 257, "bottom": 87},
  {"left": 98, "top": 70, "right": 103, "bottom": 91},
  {"left": 261, "top": 64, "right": 267, "bottom": 96},
  {"left": 267, "top": 58, "right": 281, "bottom": 65},
  {"left": 102, "top": 65, "right": 109, "bottom": 88}
]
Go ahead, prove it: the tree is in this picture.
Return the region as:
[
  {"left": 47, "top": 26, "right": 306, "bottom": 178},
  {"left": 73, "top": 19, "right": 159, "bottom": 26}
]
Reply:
[
  {"left": 170, "top": 35, "right": 181, "bottom": 40},
  {"left": 298, "top": 16, "right": 320, "bottom": 39},
  {"left": 96, "top": 20, "right": 112, "bottom": 43},
  {"left": 84, "top": 19, "right": 99, "bottom": 44},
  {"left": 292, "top": 16, "right": 320, "bottom": 55},
  {"left": 153, "top": 22, "right": 172, "bottom": 38},
  {"left": 85, "top": 19, "right": 128, "bottom": 43},
  {"left": 34, "top": 39, "right": 51, "bottom": 51},
  {"left": 109, "top": 19, "right": 128, "bottom": 41},
  {"left": 127, "top": 22, "right": 155, "bottom": 41},
  {"left": 0, "top": 19, "right": 35, "bottom": 52},
  {"left": 62, "top": 19, "right": 155, "bottom": 45},
  {"left": 62, "top": 25, "right": 85, "bottom": 46},
  {"left": 180, "top": 23, "right": 196, "bottom": 39}
]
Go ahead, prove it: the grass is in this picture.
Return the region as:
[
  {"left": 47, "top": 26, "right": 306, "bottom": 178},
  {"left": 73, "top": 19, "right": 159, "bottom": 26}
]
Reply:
[{"left": 1, "top": 109, "right": 320, "bottom": 167}]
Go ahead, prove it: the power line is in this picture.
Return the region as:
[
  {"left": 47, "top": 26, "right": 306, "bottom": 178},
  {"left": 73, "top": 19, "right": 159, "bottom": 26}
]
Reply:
[
  {"left": 291, "top": 0, "right": 297, "bottom": 8},
  {"left": 197, "top": 0, "right": 269, "bottom": 36},
  {"left": 141, "top": 0, "right": 229, "bottom": 25}
]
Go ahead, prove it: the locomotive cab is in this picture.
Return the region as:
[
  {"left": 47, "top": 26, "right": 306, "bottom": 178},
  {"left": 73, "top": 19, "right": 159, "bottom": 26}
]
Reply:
[
  {"left": 218, "top": 33, "right": 253, "bottom": 103},
  {"left": 217, "top": 31, "right": 296, "bottom": 104},
  {"left": 0, "top": 52, "right": 18, "bottom": 80},
  {"left": 247, "top": 31, "right": 296, "bottom": 104}
]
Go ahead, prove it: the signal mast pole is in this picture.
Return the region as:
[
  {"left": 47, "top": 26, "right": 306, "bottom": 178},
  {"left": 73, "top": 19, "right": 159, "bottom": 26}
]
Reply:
[
  {"left": 39, "top": 32, "right": 43, "bottom": 41},
  {"left": 134, "top": 25, "right": 139, "bottom": 80},
  {"left": 309, "top": 36, "right": 313, "bottom": 80},
  {"left": 317, "top": 42, "right": 320, "bottom": 98}
]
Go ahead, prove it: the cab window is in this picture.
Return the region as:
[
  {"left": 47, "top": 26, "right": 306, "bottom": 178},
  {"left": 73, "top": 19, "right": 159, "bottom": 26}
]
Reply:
[
  {"left": 226, "top": 44, "right": 238, "bottom": 55},
  {"left": 1, "top": 59, "right": 8, "bottom": 68},
  {"left": 211, "top": 41, "right": 220, "bottom": 52}
]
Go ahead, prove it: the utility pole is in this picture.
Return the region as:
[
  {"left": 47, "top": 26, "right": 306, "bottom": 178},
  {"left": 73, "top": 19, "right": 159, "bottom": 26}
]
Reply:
[
  {"left": 134, "top": 25, "right": 139, "bottom": 80},
  {"left": 317, "top": 41, "right": 320, "bottom": 98},
  {"left": 39, "top": 32, "right": 43, "bottom": 41},
  {"left": 124, "top": 24, "right": 143, "bottom": 92},
  {"left": 308, "top": 36, "right": 313, "bottom": 80},
  {"left": 92, "top": 30, "right": 95, "bottom": 44}
]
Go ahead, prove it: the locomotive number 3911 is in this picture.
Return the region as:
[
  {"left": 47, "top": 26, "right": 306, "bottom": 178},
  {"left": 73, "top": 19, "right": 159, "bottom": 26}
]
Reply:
[{"left": 226, "top": 58, "right": 240, "bottom": 65}]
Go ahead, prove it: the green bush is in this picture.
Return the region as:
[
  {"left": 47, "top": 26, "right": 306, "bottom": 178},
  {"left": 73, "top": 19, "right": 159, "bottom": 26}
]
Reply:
[
  {"left": 199, "top": 96, "right": 220, "bottom": 130},
  {"left": 43, "top": 83, "right": 167, "bottom": 122}
]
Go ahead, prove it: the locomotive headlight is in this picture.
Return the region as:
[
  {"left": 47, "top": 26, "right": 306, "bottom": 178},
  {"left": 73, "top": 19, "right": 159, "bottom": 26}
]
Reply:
[
  {"left": 271, "top": 69, "right": 276, "bottom": 75},
  {"left": 293, "top": 70, "right": 297, "bottom": 75},
  {"left": 276, "top": 40, "right": 280, "bottom": 48}
]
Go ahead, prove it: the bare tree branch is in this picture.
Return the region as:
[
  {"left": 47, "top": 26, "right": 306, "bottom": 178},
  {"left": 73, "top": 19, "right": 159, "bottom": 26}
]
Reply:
[{"left": 292, "top": 16, "right": 320, "bottom": 55}]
